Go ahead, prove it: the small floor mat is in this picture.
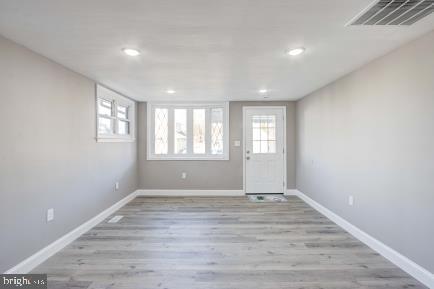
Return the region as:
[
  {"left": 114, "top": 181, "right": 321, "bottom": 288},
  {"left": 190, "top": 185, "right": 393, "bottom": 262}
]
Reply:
[{"left": 248, "top": 194, "right": 287, "bottom": 202}]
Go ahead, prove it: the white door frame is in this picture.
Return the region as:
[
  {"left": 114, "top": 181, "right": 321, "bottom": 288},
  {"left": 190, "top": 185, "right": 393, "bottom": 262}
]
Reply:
[{"left": 242, "top": 106, "right": 287, "bottom": 194}]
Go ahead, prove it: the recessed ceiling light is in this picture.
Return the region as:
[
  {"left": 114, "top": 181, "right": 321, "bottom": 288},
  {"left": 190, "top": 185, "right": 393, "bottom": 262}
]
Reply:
[
  {"left": 286, "top": 47, "right": 305, "bottom": 56},
  {"left": 259, "top": 89, "right": 268, "bottom": 94},
  {"left": 122, "top": 48, "right": 141, "bottom": 56},
  {"left": 166, "top": 89, "right": 176, "bottom": 94}
]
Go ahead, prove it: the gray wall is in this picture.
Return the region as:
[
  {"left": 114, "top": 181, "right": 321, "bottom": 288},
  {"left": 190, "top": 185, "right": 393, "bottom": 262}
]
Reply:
[
  {"left": 0, "top": 35, "right": 138, "bottom": 273},
  {"left": 138, "top": 101, "right": 296, "bottom": 190},
  {"left": 296, "top": 31, "right": 434, "bottom": 272}
]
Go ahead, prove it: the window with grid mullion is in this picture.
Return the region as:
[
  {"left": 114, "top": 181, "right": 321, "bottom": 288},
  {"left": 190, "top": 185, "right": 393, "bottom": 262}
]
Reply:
[
  {"left": 252, "top": 115, "right": 276, "bottom": 154},
  {"left": 149, "top": 103, "right": 228, "bottom": 160}
]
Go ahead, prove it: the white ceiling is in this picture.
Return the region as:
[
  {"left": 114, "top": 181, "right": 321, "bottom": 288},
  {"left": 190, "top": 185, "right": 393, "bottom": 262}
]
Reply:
[{"left": 0, "top": 0, "right": 433, "bottom": 101}]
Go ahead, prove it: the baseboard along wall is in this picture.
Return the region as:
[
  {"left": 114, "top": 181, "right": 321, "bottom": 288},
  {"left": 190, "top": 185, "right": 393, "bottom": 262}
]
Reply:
[
  {"left": 6, "top": 188, "right": 433, "bottom": 289},
  {"left": 288, "top": 189, "right": 434, "bottom": 289},
  {"left": 5, "top": 190, "right": 139, "bottom": 274},
  {"left": 136, "top": 189, "right": 245, "bottom": 196},
  {"left": 5, "top": 189, "right": 243, "bottom": 273}
]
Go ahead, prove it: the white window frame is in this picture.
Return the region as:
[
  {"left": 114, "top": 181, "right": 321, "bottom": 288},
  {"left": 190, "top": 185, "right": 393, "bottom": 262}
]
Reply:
[
  {"left": 147, "top": 102, "right": 229, "bottom": 160},
  {"left": 96, "top": 84, "right": 135, "bottom": 142}
]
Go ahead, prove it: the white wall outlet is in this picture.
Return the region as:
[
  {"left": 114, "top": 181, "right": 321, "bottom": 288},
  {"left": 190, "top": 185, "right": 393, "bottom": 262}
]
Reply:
[
  {"left": 181, "top": 172, "right": 187, "bottom": 179},
  {"left": 47, "top": 208, "right": 54, "bottom": 222},
  {"left": 348, "top": 195, "right": 354, "bottom": 206},
  {"left": 115, "top": 182, "right": 119, "bottom": 190},
  {"left": 234, "top": 140, "right": 241, "bottom": 147}
]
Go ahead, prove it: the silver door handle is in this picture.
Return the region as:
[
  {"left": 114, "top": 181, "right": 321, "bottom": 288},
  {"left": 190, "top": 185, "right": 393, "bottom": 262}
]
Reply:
[{"left": 246, "top": 156, "right": 250, "bottom": 160}]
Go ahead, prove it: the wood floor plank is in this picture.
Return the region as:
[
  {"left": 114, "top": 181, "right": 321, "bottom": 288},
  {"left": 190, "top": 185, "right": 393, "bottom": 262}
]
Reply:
[{"left": 33, "top": 196, "right": 427, "bottom": 289}]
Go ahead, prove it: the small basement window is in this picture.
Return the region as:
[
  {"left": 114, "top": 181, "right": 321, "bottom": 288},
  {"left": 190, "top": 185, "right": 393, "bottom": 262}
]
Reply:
[{"left": 96, "top": 85, "right": 135, "bottom": 142}]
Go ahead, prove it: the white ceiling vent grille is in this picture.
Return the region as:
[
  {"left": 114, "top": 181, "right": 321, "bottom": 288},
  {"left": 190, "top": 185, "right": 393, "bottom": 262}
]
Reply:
[{"left": 349, "top": 0, "right": 434, "bottom": 25}]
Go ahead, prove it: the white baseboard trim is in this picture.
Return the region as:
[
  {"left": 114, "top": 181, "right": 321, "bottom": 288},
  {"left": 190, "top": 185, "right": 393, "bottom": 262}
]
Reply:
[
  {"left": 285, "top": 189, "right": 299, "bottom": 196},
  {"left": 5, "top": 190, "right": 139, "bottom": 274},
  {"left": 293, "top": 189, "right": 434, "bottom": 289},
  {"left": 136, "top": 189, "right": 245, "bottom": 197},
  {"left": 7, "top": 188, "right": 432, "bottom": 288}
]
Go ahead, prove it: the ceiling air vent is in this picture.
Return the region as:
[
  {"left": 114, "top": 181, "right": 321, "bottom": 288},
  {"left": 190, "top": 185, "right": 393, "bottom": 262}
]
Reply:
[{"left": 349, "top": 0, "right": 434, "bottom": 25}]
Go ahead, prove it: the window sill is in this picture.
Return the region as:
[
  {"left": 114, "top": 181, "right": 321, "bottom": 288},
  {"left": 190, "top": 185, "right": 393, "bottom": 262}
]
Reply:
[
  {"left": 96, "top": 137, "right": 136, "bottom": 143},
  {"left": 147, "top": 155, "right": 229, "bottom": 161}
]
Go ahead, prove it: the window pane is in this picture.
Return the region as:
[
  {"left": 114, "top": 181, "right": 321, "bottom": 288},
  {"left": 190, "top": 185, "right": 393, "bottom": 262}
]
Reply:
[
  {"left": 98, "top": 117, "right": 114, "bottom": 134},
  {"left": 98, "top": 99, "right": 112, "bottom": 116},
  {"left": 260, "top": 140, "right": 268, "bottom": 153},
  {"left": 252, "top": 117, "right": 261, "bottom": 128},
  {"left": 268, "top": 127, "right": 276, "bottom": 140},
  {"left": 253, "top": 140, "right": 260, "bottom": 154},
  {"left": 211, "top": 108, "right": 223, "bottom": 154},
  {"left": 155, "top": 108, "right": 168, "bottom": 154},
  {"left": 117, "top": 105, "right": 128, "bottom": 119},
  {"left": 266, "top": 116, "right": 275, "bottom": 127},
  {"left": 174, "top": 109, "right": 187, "bottom": 154},
  {"left": 253, "top": 128, "right": 260, "bottom": 141},
  {"left": 193, "top": 109, "right": 206, "bottom": 154},
  {"left": 118, "top": 120, "right": 129, "bottom": 135},
  {"left": 268, "top": 140, "right": 276, "bottom": 153},
  {"left": 260, "top": 126, "right": 268, "bottom": 140},
  {"left": 251, "top": 115, "right": 276, "bottom": 154}
]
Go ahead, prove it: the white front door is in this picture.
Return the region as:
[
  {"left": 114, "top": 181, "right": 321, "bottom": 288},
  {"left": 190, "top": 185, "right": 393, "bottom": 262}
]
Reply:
[{"left": 244, "top": 107, "right": 286, "bottom": 194}]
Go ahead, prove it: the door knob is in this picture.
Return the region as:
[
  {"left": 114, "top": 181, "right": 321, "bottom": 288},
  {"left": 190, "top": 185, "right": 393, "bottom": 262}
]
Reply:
[
  {"left": 246, "top": 150, "right": 250, "bottom": 154},
  {"left": 246, "top": 156, "right": 250, "bottom": 160}
]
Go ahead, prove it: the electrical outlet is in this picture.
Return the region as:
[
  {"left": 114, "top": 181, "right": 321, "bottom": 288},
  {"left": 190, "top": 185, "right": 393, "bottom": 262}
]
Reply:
[
  {"left": 348, "top": 195, "right": 354, "bottom": 206},
  {"left": 234, "top": 140, "right": 241, "bottom": 147},
  {"left": 115, "top": 182, "right": 119, "bottom": 190},
  {"left": 181, "top": 172, "right": 187, "bottom": 179},
  {"left": 47, "top": 208, "right": 54, "bottom": 222}
]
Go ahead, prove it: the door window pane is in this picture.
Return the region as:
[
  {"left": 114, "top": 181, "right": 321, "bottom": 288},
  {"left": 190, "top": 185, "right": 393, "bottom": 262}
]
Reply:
[
  {"left": 98, "top": 117, "right": 114, "bottom": 134},
  {"left": 174, "top": 109, "right": 187, "bottom": 154},
  {"left": 211, "top": 108, "right": 224, "bottom": 154},
  {"left": 155, "top": 108, "right": 168, "bottom": 154},
  {"left": 252, "top": 115, "right": 276, "bottom": 154},
  {"left": 98, "top": 99, "right": 112, "bottom": 116},
  {"left": 268, "top": 140, "right": 276, "bottom": 153},
  {"left": 193, "top": 109, "right": 206, "bottom": 154},
  {"left": 253, "top": 141, "right": 260, "bottom": 154}
]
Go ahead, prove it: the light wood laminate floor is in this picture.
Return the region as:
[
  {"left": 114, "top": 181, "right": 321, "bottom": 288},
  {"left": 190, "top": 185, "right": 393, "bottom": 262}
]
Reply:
[{"left": 33, "top": 196, "right": 427, "bottom": 289}]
